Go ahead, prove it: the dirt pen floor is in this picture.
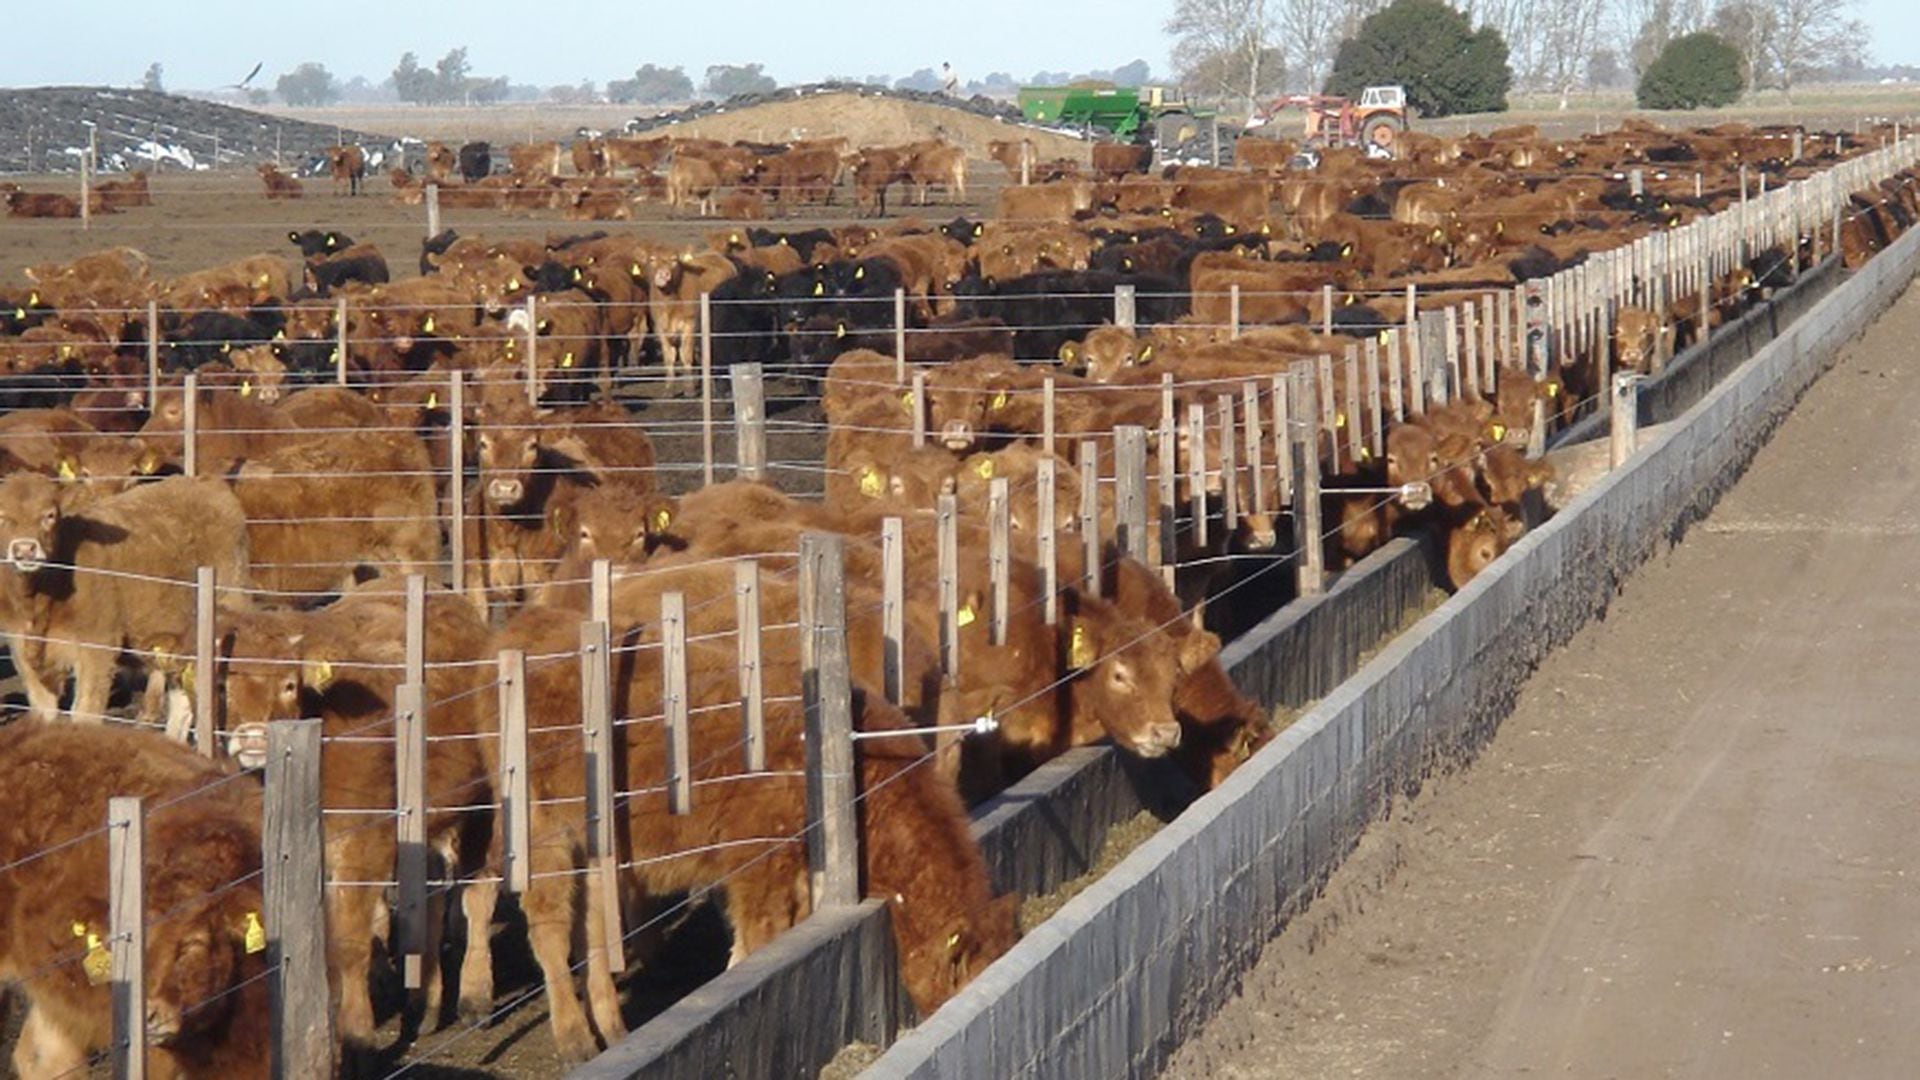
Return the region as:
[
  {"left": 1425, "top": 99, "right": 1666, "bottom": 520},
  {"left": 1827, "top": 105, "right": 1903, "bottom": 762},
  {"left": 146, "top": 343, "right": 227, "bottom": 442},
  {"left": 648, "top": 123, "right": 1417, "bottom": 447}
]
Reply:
[{"left": 1162, "top": 280, "right": 1920, "bottom": 1080}]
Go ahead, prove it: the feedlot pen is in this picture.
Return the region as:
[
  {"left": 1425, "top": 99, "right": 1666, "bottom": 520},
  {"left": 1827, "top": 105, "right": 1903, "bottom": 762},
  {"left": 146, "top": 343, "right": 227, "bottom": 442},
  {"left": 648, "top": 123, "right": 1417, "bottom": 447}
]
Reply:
[{"left": 0, "top": 127, "right": 1914, "bottom": 1080}]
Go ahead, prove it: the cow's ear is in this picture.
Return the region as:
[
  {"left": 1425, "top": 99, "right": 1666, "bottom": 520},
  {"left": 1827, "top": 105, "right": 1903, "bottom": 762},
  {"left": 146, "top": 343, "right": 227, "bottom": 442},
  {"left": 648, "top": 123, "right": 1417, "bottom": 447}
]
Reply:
[{"left": 1177, "top": 629, "right": 1222, "bottom": 676}]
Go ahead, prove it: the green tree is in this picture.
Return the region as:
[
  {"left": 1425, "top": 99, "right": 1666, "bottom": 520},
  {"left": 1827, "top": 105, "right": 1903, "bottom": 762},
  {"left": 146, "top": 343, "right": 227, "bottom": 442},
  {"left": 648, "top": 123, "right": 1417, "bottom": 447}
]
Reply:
[
  {"left": 1636, "top": 31, "right": 1746, "bottom": 108},
  {"left": 1325, "top": 0, "right": 1512, "bottom": 117},
  {"left": 275, "top": 62, "right": 339, "bottom": 106},
  {"left": 606, "top": 64, "right": 695, "bottom": 104},
  {"left": 703, "top": 63, "right": 778, "bottom": 99}
]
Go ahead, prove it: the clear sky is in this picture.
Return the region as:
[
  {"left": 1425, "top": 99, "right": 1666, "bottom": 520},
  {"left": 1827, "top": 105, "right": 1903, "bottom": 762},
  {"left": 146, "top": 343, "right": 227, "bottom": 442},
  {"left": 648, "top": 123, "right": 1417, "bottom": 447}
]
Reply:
[{"left": 3, "top": 0, "right": 1917, "bottom": 91}]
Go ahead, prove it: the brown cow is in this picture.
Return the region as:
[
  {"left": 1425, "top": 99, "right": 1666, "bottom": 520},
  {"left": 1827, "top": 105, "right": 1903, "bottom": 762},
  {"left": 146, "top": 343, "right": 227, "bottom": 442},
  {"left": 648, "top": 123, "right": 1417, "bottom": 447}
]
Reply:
[
  {"left": 4, "top": 191, "right": 82, "bottom": 218},
  {"left": 494, "top": 603, "right": 1017, "bottom": 1062},
  {"left": 0, "top": 722, "right": 271, "bottom": 1079},
  {"left": 666, "top": 154, "right": 721, "bottom": 216},
  {"left": 216, "top": 584, "right": 498, "bottom": 1056},
  {"left": 508, "top": 141, "right": 565, "bottom": 179},
  {"left": 1091, "top": 142, "right": 1151, "bottom": 180},
  {"left": 0, "top": 473, "right": 249, "bottom": 723},
  {"left": 996, "top": 180, "right": 1095, "bottom": 224},
  {"left": 326, "top": 144, "right": 367, "bottom": 196},
  {"left": 229, "top": 430, "right": 441, "bottom": 601}
]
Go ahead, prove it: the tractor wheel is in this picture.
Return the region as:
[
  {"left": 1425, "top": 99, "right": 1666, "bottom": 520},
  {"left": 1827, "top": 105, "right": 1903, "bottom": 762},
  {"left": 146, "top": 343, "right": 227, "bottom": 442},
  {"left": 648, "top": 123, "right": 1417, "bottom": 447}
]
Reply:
[{"left": 1362, "top": 115, "right": 1405, "bottom": 157}]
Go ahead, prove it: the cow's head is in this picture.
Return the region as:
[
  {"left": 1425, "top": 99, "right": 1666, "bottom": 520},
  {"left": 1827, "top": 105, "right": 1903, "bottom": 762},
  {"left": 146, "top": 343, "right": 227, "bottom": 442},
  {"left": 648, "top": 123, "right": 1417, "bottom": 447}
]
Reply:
[
  {"left": 1061, "top": 592, "right": 1191, "bottom": 758},
  {"left": 0, "top": 471, "right": 63, "bottom": 574}
]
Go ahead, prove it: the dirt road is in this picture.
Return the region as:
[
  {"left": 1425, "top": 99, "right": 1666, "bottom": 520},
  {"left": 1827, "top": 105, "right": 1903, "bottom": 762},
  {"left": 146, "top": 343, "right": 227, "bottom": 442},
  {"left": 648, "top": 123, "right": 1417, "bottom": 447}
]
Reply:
[{"left": 1164, "top": 281, "right": 1920, "bottom": 1079}]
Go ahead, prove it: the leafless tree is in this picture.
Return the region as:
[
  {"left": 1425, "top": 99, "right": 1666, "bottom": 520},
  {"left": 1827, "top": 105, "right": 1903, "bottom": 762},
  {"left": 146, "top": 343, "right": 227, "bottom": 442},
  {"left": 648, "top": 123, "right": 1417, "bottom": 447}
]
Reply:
[
  {"left": 1760, "top": 0, "right": 1865, "bottom": 98},
  {"left": 1272, "top": 0, "right": 1344, "bottom": 92},
  {"left": 1168, "top": 0, "right": 1280, "bottom": 108},
  {"left": 1712, "top": 0, "right": 1779, "bottom": 89}
]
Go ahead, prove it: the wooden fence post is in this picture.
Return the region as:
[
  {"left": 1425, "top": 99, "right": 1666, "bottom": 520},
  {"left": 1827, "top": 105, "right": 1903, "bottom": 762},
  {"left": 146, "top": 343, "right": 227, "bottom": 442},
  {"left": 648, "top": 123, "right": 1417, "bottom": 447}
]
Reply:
[
  {"left": 1610, "top": 372, "right": 1641, "bottom": 468},
  {"left": 699, "top": 292, "right": 715, "bottom": 484},
  {"left": 145, "top": 300, "right": 159, "bottom": 410},
  {"left": 524, "top": 295, "right": 539, "bottom": 406},
  {"left": 181, "top": 372, "right": 198, "bottom": 478},
  {"left": 910, "top": 370, "right": 928, "bottom": 449},
  {"left": 1114, "top": 426, "right": 1149, "bottom": 563},
  {"left": 108, "top": 796, "right": 145, "bottom": 1080},
  {"left": 425, "top": 183, "right": 441, "bottom": 238},
  {"left": 1042, "top": 375, "right": 1056, "bottom": 457},
  {"left": 1229, "top": 282, "right": 1241, "bottom": 338},
  {"left": 1342, "top": 345, "right": 1362, "bottom": 466},
  {"left": 1271, "top": 373, "right": 1293, "bottom": 507},
  {"left": 893, "top": 288, "right": 908, "bottom": 381},
  {"left": 578, "top": 618, "right": 625, "bottom": 976},
  {"left": 936, "top": 493, "right": 959, "bottom": 676},
  {"left": 264, "top": 720, "right": 332, "bottom": 1080},
  {"left": 1158, "top": 376, "right": 1177, "bottom": 580},
  {"left": 1243, "top": 381, "right": 1267, "bottom": 517},
  {"left": 734, "top": 558, "right": 765, "bottom": 772},
  {"left": 661, "top": 592, "right": 691, "bottom": 815},
  {"left": 1217, "top": 397, "right": 1239, "bottom": 535},
  {"left": 880, "top": 520, "right": 905, "bottom": 703},
  {"left": 730, "top": 363, "right": 767, "bottom": 482},
  {"left": 1364, "top": 336, "right": 1384, "bottom": 458},
  {"left": 1078, "top": 440, "right": 1101, "bottom": 595},
  {"left": 80, "top": 146, "right": 91, "bottom": 231},
  {"left": 445, "top": 373, "right": 467, "bottom": 597},
  {"left": 194, "top": 567, "right": 215, "bottom": 754},
  {"left": 1186, "top": 402, "right": 1209, "bottom": 550},
  {"left": 392, "top": 680, "right": 426, "bottom": 992},
  {"left": 1290, "top": 364, "right": 1325, "bottom": 596},
  {"left": 334, "top": 297, "right": 349, "bottom": 385},
  {"left": 1114, "top": 284, "right": 1137, "bottom": 331},
  {"left": 988, "top": 478, "right": 1010, "bottom": 646},
  {"left": 798, "top": 533, "right": 859, "bottom": 909},
  {"left": 497, "top": 650, "right": 530, "bottom": 894},
  {"left": 1036, "top": 458, "right": 1059, "bottom": 626}
]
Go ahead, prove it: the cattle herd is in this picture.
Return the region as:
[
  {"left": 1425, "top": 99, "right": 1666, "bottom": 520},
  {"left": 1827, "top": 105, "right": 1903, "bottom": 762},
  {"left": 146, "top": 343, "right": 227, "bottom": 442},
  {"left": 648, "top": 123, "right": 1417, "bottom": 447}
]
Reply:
[{"left": 0, "top": 116, "right": 1918, "bottom": 1077}]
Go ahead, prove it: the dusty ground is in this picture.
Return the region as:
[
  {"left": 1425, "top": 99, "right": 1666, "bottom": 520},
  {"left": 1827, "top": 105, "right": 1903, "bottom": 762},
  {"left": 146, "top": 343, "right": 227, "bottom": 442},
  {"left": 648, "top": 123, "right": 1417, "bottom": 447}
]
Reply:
[
  {"left": 1163, "top": 279, "right": 1920, "bottom": 1079},
  {"left": 0, "top": 163, "right": 1010, "bottom": 286}
]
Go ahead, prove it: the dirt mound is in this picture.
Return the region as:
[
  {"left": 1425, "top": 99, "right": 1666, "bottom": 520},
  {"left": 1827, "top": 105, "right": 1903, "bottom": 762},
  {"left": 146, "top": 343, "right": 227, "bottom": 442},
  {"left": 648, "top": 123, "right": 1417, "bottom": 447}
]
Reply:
[
  {"left": 623, "top": 88, "right": 1091, "bottom": 161},
  {"left": 0, "top": 87, "right": 387, "bottom": 175}
]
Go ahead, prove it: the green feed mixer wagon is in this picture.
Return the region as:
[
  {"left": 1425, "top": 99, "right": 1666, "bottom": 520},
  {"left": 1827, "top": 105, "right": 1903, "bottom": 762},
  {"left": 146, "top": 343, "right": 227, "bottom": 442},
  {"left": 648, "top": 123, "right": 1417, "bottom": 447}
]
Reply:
[{"left": 1016, "top": 84, "right": 1226, "bottom": 162}]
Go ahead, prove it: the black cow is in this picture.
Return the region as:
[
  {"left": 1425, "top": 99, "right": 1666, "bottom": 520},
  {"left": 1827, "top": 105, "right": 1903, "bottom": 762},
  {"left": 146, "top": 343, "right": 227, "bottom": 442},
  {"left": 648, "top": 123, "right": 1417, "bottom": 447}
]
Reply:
[
  {"left": 303, "top": 246, "right": 392, "bottom": 295},
  {"left": 954, "top": 269, "right": 1186, "bottom": 361},
  {"left": 288, "top": 229, "right": 353, "bottom": 259},
  {"left": 458, "top": 141, "right": 492, "bottom": 183}
]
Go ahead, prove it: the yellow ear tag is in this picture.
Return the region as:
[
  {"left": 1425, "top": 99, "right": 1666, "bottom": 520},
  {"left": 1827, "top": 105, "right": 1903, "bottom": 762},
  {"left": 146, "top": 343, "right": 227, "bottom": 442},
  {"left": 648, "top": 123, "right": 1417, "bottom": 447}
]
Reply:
[
  {"left": 956, "top": 603, "right": 976, "bottom": 628},
  {"left": 812, "top": 281, "right": 825, "bottom": 296},
  {"left": 854, "top": 265, "right": 865, "bottom": 280},
  {"left": 946, "top": 931, "right": 963, "bottom": 951},
  {"left": 426, "top": 391, "right": 439, "bottom": 410},
  {"left": 1490, "top": 422, "right": 1506, "bottom": 441},
  {"left": 834, "top": 323, "right": 847, "bottom": 340},
  {"left": 974, "top": 458, "right": 994, "bottom": 479},
  {"left": 1546, "top": 382, "right": 1561, "bottom": 398},
  {"left": 57, "top": 459, "right": 75, "bottom": 481},
  {"left": 1068, "top": 623, "right": 1095, "bottom": 669},
  {"left": 240, "top": 379, "right": 254, "bottom": 397},
  {"left": 899, "top": 391, "right": 915, "bottom": 414},
  {"left": 990, "top": 391, "right": 1008, "bottom": 411},
  {"left": 243, "top": 911, "right": 267, "bottom": 955},
  {"left": 1334, "top": 411, "right": 1347, "bottom": 429},
  {"left": 1139, "top": 344, "right": 1153, "bottom": 361},
  {"left": 858, "top": 466, "right": 883, "bottom": 498},
  {"left": 422, "top": 315, "right": 435, "bottom": 334},
  {"left": 136, "top": 451, "right": 158, "bottom": 476},
  {"left": 560, "top": 352, "right": 575, "bottom": 368},
  {"left": 1058, "top": 342, "right": 1077, "bottom": 363},
  {"left": 308, "top": 659, "right": 334, "bottom": 689},
  {"left": 75, "top": 924, "right": 111, "bottom": 986},
  {"left": 653, "top": 508, "right": 672, "bottom": 532}
]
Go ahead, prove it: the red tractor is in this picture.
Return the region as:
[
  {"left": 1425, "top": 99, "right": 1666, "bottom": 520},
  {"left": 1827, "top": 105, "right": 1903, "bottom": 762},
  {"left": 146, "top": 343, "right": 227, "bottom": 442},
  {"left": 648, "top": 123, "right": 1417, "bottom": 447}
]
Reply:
[{"left": 1250, "top": 85, "right": 1409, "bottom": 158}]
